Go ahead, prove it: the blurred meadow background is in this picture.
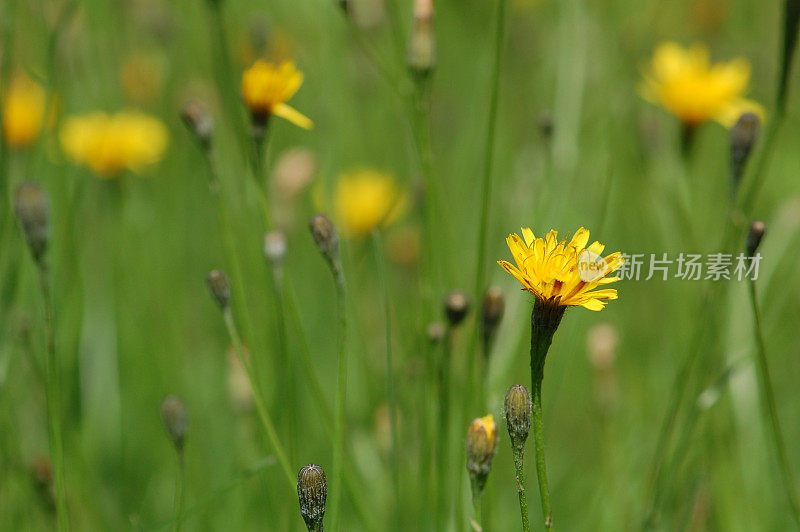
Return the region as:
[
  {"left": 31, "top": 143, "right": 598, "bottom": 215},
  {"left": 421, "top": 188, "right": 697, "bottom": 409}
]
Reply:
[{"left": 2, "top": 0, "right": 800, "bottom": 530}]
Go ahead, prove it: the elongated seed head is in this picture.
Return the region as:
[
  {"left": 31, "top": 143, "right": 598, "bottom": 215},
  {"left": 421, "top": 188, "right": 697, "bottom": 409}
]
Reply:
[
  {"left": 160, "top": 396, "right": 187, "bottom": 452},
  {"left": 207, "top": 269, "right": 231, "bottom": 309},
  {"left": 15, "top": 182, "right": 50, "bottom": 266},
  {"left": 297, "top": 464, "right": 327, "bottom": 531}
]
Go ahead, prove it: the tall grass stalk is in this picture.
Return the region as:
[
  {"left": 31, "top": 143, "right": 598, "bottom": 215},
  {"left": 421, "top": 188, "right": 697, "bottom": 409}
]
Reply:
[
  {"left": 748, "top": 279, "right": 800, "bottom": 529},
  {"left": 222, "top": 307, "right": 295, "bottom": 489},
  {"left": 512, "top": 447, "right": 531, "bottom": 532},
  {"left": 172, "top": 453, "right": 186, "bottom": 532},
  {"left": 328, "top": 262, "right": 349, "bottom": 531},
  {"left": 371, "top": 229, "right": 400, "bottom": 519},
  {"left": 436, "top": 325, "right": 453, "bottom": 531},
  {"left": 39, "top": 265, "right": 69, "bottom": 531}
]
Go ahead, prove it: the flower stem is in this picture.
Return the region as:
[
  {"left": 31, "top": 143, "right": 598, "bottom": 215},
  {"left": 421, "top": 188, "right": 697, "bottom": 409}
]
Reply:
[
  {"left": 472, "top": 0, "right": 508, "bottom": 300},
  {"left": 39, "top": 265, "right": 69, "bottom": 531},
  {"left": 328, "top": 267, "right": 348, "bottom": 531},
  {"left": 531, "top": 377, "right": 552, "bottom": 529},
  {"left": 173, "top": 452, "right": 185, "bottom": 532},
  {"left": 512, "top": 449, "right": 531, "bottom": 532},
  {"left": 270, "top": 264, "right": 296, "bottom": 466},
  {"left": 748, "top": 280, "right": 800, "bottom": 529},
  {"left": 222, "top": 308, "right": 295, "bottom": 489},
  {"left": 436, "top": 326, "right": 453, "bottom": 531},
  {"left": 471, "top": 484, "right": 483, "bottom": 531},
  {"left": 371, "top": 229, "right": 400, "bottom": 519}
]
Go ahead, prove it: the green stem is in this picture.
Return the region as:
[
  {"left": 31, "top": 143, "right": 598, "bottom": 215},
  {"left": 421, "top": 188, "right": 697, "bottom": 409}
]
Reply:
[
  {"left": 371, "top": 229, "right": 400, "bottom": 518},
  {"left": 471, "top": 485, "right": 483, "bottom": 531},
  {"left": 436, "top": 326, "right": 453, "bottom": 531},
  {"left": 473, "top": 0, "right": 508, "bottom": 301},
  {"left": 222, "top": 308, "right": 295, "bottom": 489},
  {"left": 270, "top": 264, "right": 296, "bottom": 466},
  {"left": 531, "top": 378, "right": 552, "bottom": 529},
  {"left": 173, "top": 452, "right": 185, "bottom": 532},
  {"left": 328, "top": 268, "right": 348, "bottom": 531},
  {"left": 748, "top": 280, "right": 800, "bottom": 529},
  {"left": 513, "top": 450, "right": 531, "bottom": 532},
  {"left": 39, "top": 265, "right": 69, "bottom": 531}
]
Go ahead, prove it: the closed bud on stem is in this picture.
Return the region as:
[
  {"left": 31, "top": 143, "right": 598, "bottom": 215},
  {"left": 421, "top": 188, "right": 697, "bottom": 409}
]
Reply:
[
  {"left": 779, "top": 0, "right": 800, "bottom": 112},
  {"left": 538, "top": 112, "right": 555, "bottom": 142},
  {"left": 466, "top": 414, "right": 498, "bottom": 495},
  {"left": 15, "top": 182, "right": 50, "bottom": 266},
  {"left": 444, "top": 290, "right": 471, "bottom": 327},
  {"left": 729, "top": 112, "right": 760, "bottom": 192},
  {"left": 336, "top": 0, "right": 349, "bottom": 14},
  {"left": 264, "top": 230, "right": 287, "bottom": 265},
  {"left": 160, "top": 396, "right": 187, "bottom": 452},
  {"left": 207, "top": 269, "right": 231, "bottom": 310},
  {"left": 297, "top": 464, "right": 327, "bottom": 531},
  {"left": 407, "top": 0, "right": 436, "bottom": 78},
  {"left": 504, "top": 385, "right": 531, "bottom": 453},
  {"left": 746, "top": 220, "right": 766, "bottom": 256},
  {"left": 309, "top": 214, "right": 341, "bottom": 273},
  {"left": 480, "top": 286, "right": 505, "bottom": 345},
  {"left": 180, "top": 100, "right": 214, "bottom": 149}
]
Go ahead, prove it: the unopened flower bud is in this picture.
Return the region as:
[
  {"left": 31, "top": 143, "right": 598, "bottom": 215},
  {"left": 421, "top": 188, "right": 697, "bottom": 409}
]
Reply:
[
  {"left": 180, "top": 100, "right": 213, "bottom": 149},
  {"left": 504, "top": 385, "right": 531, "bottom": 452},
  {"left": 15, "top": 182, "right": 50, "bottom": 266},
  {"left": 427, "top": 322, "right": 445, "bottom": 344},
  {"left": 309, "top": 214, "right": 340, "bottom": 270},
  {"left": 297, "top": 464, "right": 327, "bottom": 532},
  {"left": 466, "top": 414, "right": 498, "bottom": 495},
  {"left": 538, "top": 112, "right": 555, "bottom": 141},
  {"left": 160, "top": 395, "right": 187, "bottom": 452},
  {"left": 264, "top": 230, "right": 287, "bottom": 265},
  {"left": 746, "top": 220, "right": 766, "bottom": 256},
  {"left": 337, "top": 0, "right": 349, "bottom": 14},
  {"left": 407, "top": 0, "right": 436, "bottom": 78},
  {"left": 729, "top": 112, "right": 760, "bottom": 191},
  {"left": 444, "top": 290, "right": 471, "bottom": 327},
  {"left": 207, "top": 269, "right": 231, "bottom": 309},
  {"left": 480, "top": 287, "right": 505, "bottom": 344}
]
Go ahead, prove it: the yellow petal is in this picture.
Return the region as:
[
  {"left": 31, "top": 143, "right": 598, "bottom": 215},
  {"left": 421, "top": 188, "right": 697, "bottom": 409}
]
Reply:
[
  {"left": 273, "top": 103, "right": 314, "bottom": 130},
  {"left": 522, "top": 227, "right": 535, "bottom": 247}
]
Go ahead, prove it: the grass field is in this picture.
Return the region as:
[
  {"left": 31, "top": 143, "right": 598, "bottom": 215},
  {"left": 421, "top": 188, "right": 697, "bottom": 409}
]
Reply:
[{"left": 2, "top": 0, "right": 800, "bottom": 530}]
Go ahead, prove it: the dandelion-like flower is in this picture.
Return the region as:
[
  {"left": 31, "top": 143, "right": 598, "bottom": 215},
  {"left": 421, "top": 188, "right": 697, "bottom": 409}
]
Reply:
[
  {"left": 60, "top": 111, "right": 168, "bottom": 177},
  {"left": 498, "top": 227, "right": 623, "bottom": 312},
  {"left": 466, "top": 414, "right": 498, "bottom": 495},
  {"left": 3, "top": 74, "right": 47, "bottom": 147},
  {"left": 334, "top": 169, "right": 407, "bottom": 237},
  {"left": 241, "top": 60, "right": 312, "bottom": 130},
  {"left": 640, "top": 42, "right": 764, "bottom": 128}
]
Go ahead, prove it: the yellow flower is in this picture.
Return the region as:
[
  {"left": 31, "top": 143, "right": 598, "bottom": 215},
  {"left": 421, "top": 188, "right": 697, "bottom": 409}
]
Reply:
[
  {"left": 498, "top": 227, "right": 624, "bottom": 311},
  {"left": 3, "top": 74, "right": 47, "bottom": 147},
  {"left": 334, "top": 169, "right": 407, "bottom": 237},
  {"left": 60, "top": 111, "right": 168, "bottom": 177},
  {"left": 640, "top": 42, "right": 764, "bottom": 127},
  {"left": 466, "top": 414, "right": 498, "bottom": 481},
  {"left": 241, "top": 60, "right": 313, "bottom": 129}
]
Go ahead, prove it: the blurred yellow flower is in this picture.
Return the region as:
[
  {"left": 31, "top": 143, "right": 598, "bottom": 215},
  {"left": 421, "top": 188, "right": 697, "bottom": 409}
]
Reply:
[
  {"left": 121, "top": 53, "right": 164, "bottom": 104},
  {"left": 498, "top": 227, "right": 623, "bottom": 311},
  {"left": 640, "top": 42, "right": 764, "bottom": 127},
  {"left": 2, "top": 74, "right": 47, "bottom": 147},
  {"left": 334, "top": 169, "right": 407, "bottom": 237},
  {"left": 60, "top": 111, "right": 168, "bottom": 177},
  {"left": 241, "top": 60, "right": 312, "bottom": 129}
]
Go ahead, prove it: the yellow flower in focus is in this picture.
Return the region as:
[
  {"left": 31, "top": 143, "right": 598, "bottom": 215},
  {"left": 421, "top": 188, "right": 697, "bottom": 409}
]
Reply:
[
  {"left": 498, "top": 227, "right": 624, "bottom": 311},
  {"left": 60, "top": 111, "right": 168, "bottom": 177},
  {"left": 640, "top": 42, "right": 764, "bottom": 127},
  {"left": 334, "top": 169, "right": 407, "bottom": 237},
  {"left": 3, "top": 74, "right": 47, "bottom": 147},
  {"left": 241, "top": 60, "right": 312, "bottom": 129}
]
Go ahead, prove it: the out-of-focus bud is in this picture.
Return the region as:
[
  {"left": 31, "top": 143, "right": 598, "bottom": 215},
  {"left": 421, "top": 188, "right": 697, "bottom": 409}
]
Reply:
[
  {"left": 180, "top": 100, "right": 214, "bottom": 149},
  {"left": 779, "top": 0, "right": 800, "bottom": 112},
  {"left": 407, "top": 0, "right": 436, "bottom": 79},
  {"left": 466, "top": 414, "right": 498, "bottom": 495},
  {"left": 746, "top": 220, "right": 767, "bottom": 256},
  {"left": 15, "top": 182, "right": 50, "bottom": 266},
  {"left": 207, "top": 269, "right": 231, "bottom": 310},
  {"left": 160, "top": 396, "right": 188, "bottom": 452},
  {"left": 480, "top": 287, "right": 505, "bottom": 345},
  {"left": 504, "top": 385, "right": 531, "bottom": 453},
  {"left": 264, "top": 230, "right": 288, "bottom": 265},
  {"left": 309, "top": 214, "right": 340, "bottom": 272},
  {"left": 274, "top": 148, "right": 317, "bottom": 199},
  {"left": 444, "top": 290, "right": 471, "bottom": 327},
  {"left": 587, "top": 323, "right": 618, "bottom": 372},
  {"left": 729, "top": 112, "right": 760, "bottom": 191},
  {"left": 427, "top": 322, "right": 445, "bottom": 344},
  {"left": 538, "top": 111, "right": 554, "bottom": 142},
  {"left": 336, "top": 0, "right": 349, "bottom": 15},
  {"left": 297, "top": 464, "right": 327, "bottom": 532}
]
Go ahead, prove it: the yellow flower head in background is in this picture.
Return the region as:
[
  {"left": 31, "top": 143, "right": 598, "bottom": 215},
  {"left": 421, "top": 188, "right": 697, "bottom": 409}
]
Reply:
[
  {"left": 3, "top": 74, "right": 47, "bottom": 147},
  {"left": 334, "top": 169, "right": 407, "bottom": 237},
  {"left": 498, "top": 227, "right": 624, "bottom": 311},
  {"left": 60, "top": 111, "right": 168, "bottom": 177},
  {"left": 640, "top": 42, "right": 764, "bottom": 127},
  {"left": 241, "top": 60, "right": 313, "bottom": 129}
]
